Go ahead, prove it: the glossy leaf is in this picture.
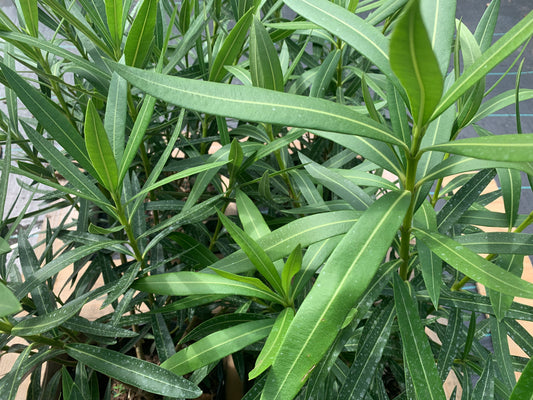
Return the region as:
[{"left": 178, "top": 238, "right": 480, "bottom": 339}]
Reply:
[
  {"left": 281, "top": 245, "right": 302, "bottom": 298},
  {"left": 393, "top": 274, "right": 446, "bottom": 400},
  {"left": 110, "top": 63, "right": 408, "bottom": 148},
  {"left": 420, "top": 0, "right": 455, "bottom": 74},
  {"left": 472, "top": 356, "right": 494, "bottom": 400},
  {"left": 249, "top": 308, "right": 295, "bottom": 380},
  {"left": 262, "top": 191, "right": 410, "bottom": 400},
  {"left": 104, "top": 72, "right": 127, "bottom": 165},
  {"left": 489, "top": 317, "right": 515, "bottom": 389},
  {"left": 62, "top": 316, "right": 138, "bottom": 338},
  {"left": 423, "top": 134, "right": 533, "bottom": 162},
  {"left": 390, "top": 0, "right": 443, "bottom": 126},
  {"left": 509, "top": 355, "right": 533, "bottom": 400},
  {"left": 85, "top": 99, "right": 119, "bottom": 192},
  {"left": 413, "top": 227, "right": 533, "bottom": 299},
  {"left": 454, "top": 233, "right": 533, "bottom": 255},
  {"left": 105, "top": 0, "right": 123, "bottom": 48},
  {"left": 497, "top": 168, "right": 521, "bottom": 229},
  {"left": 431, "top": 9, "right": 533, "bottom": 120},
  {"left": 236, "top": 190, "right": 271, "bottom": 240},
  {"left": 124, "top": 0, "right": 157, "bottom": 67},
  {"left": 161, "top": 319, "right": 274, "bottom": 375},
  {"left": 436, "top": 308, "right": 463, "bottom": 380},
  {"left": 489, "top": 255, "right": 523, "bottom": 321},
  {"left": 65, "top": 343, "right": 201, "bottom": 398},
  {"left": 133, "top": 271, "right": 283, "bottom": 303},
  {"left": 19, "top": 0, "right": 38, "bottom": 36}
]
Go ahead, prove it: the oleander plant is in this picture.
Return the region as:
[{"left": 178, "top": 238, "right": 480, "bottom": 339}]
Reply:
[{"left": 1, "top": 0, "right": 533, "bottom": 398}]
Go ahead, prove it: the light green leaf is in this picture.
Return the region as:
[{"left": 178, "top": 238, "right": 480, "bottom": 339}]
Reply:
[
  {"left": 110, "top": 63, "right": 408, "bottom": 148},
  {"left": 249, "top": 308, "right": 294, "bottom": 380},
  {"left": 497, "top": 168, "right": 521, "bottom": 229},
  {"left": 19, "top": 0, "right": 38, "bottom": 36},
  {"left": 209, "top": 8, "right": 254, "bottom": 82},
  {"left": 431, "top": 9, "right": 533, "bottom": 121},
  {"left": 206, "top": 210, "right": 361, "bottom": 275},
  {"left": 124, "top": 0, "right": 157, "bottom": 67},
  {"left": 393, "top": 274, "right": 446, "bottom": 400},
  {"left": 132, "top": 271, "right": 284, "bottom": 303},
  {"left": 85, "top": 100, "right": 119, "bottom": 192},
  {"left": 420, "top": 0, "right": 455, "bottom": 74},
  {"left": 310, "top": 49, "right": 340, "bottom": 98},
  {"left": 454, "top": 232, "right": 533, "bottom": 255},
  {"left": 413, "top": 227, "right": 533, "bottom": 299},
  {"left": 105, "top": 0, "right": 124, "bottom": 48},
  {"left": 236, "top": 190, "right": 270, "bottom": 240},
  {"left": 390, "top": 0, "right": 443, "bottom": 126},
  {"left": 104, "top": 72, "right": 127, "bottom": 165},
  {"left": 262, "top": 191, "right": 410, "bottom": 400},
  {"left": 283, "top": 0, "right": 394, "bottom": 82},
  {"left": 474, "top": 0, "right": 500, "bottom": 52},
  {"left": 161, "top": 319, "right": 274, "bottom": 375},
  {"left": 472, "top": 89, "right": 533, "bottom": 124},
  {"left": 65, "top": 343, "right": 201, "bottom": 398},
  {"left": 281, "top": 245, "right": 302, "bottom": 298},
  {"left": 0, "top": 282, "right": 21, "bottom": 317},
  {"left": 210, "top": 267, "right": 278, "bottom": 295},
  {"left": 249, "top": 16, "right": 287, "bottom": 91},
  {"left": 217, "top": 212, "right": 284, "bottom": 294},
  {"left": 422, "top": 134, "right": 533, "bottom": 162},
  {"left": 0, "top": 237, "right": 11, "bottom": 255}
]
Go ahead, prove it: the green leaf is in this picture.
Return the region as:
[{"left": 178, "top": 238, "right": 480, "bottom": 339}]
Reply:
[
  {"left": 124, "top": 0, "right": 157, "bottom": 67},
  {"left": 509, "top": 355, "right": 533, "bottom": 400},
  {"left": 474, "top": 0, "right": 500, "bottom": 52},
  {"left": 209, "top": 8, "right": 254, "bottom": 82},
  {"left": 0, "top": 237, "right": 11, "bottom": 255},
  {"left": 283, "top": 0, "right": 394, "bottom": 83},
  {"left": 310, "top": 49, "right": 340, "bottom": 98},
  {"left": 390, "top": 0, "right": 443, "bottom": 126},
  {"left": 0, "top": 282, "right": 21, "bottom": 317},
  {"left": 437, "top": 308, "right": 463, "bottom": 380},
  {"left": 110, "top": 63, "right": 408, "bottom": 148},
  {"left": 161, "top": 319, "right": 274, "bottom": 375},
  {"left": 420, "top": 0, "right": 455, "bottom": 74},
  {"left": 217, "top": 212, "right": 284, "bottom": 294},
  {"left": 249, "top": 308, "right": 294, "bottom": 380},
  {"left": 413, "top": 227, "right": 533, "bottom": 299},
  {"left": 472, "top": 89, "right": 533, "bottom": 124},
  {"left": 105, "top": 0, "right": 124, "bottom": 48},
  {"left": 65, "top": 343, "right": 201, "bottom": 398},
  {"left": 436, "top": 169, "right": 496, "bottom": 233},
  {"left": 414, "top": 201, "right": 442, "bottom": 307},
  {"left": 337, "top": 300, "right": 395, "bottom": 400},
  {"left": 497, "top": 168, "right": 521, "bottom": 229},
  {"left": 249, "top": 15, "right": 284, "bottom": 91},
  {"left": 133, "top": 271, "right": 284, "bottom": 303},
  {"left": 454, "top": 233, "right": 533, "bottom": 255},
  {"left": 210, "top": 267, "right": 277, "bottom": 295},
  {"left": 85, "top": 99, "right": 119, "bottom": 192},
  {"left": 299, "top": 153, "right": 373, "bottom": 210},
  {"left": 151, "top": 313, "right": 175, "bottom": 363},
  {"left": 2, "top": 345, "right": 33, "bottom": 400},
  {"left": 281, "top": 245, "right": 302, "bottom": 298},
  {"left": 431, "top": 9, "right": 533, "bottom": 121},
  {"left": 472, "top": 356, "right": 494, "bottom": 400},
  {"left": 423, "top": 134, "right": 533, "bottom": 162},
  {"left": 393, "top": 274, "right": 446, "bottom": 400},
  {"left": 62, "top": 316, "right": 138, "bottom": 338},
  {"left": 262, "top": 191, "right": 410, "bottom": 400},
  {"left": 236, "top": 190, "right": 270, "bottom": 240},
  {"left": 207, "top": 210, "right": 361, "bottom": 275},
  {"left": 104, "top": 72, "right": 127, "bottom": 166},
  {"left": 168, "top": 232, "right": 218, "bottom": 267},
  {"left": 12, "top": 296, "right": 87, "bottom": 336},
  {"left": 489, "top": 255, "right": 523, "bottom": 321},
  {"left": 0, "top": 63, "right": 98, "bottom": 178},
  {"left": 387, "top": 80, "right": 411, "bottom": 148},
  {"left": 489, "top": 317, "right": 516, "bottom": 389},
  {"left": 19, "top": 0, "right": 38, "bottom": 36}
]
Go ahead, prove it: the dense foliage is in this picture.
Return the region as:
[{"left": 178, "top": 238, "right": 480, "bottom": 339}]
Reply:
[{"left": 1, "top": 0, "right": 533, "bottom": 398}]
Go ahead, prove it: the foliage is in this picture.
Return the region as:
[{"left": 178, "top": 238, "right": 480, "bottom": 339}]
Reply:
[{"left": 0, "top": 0, "right": 532, "bottom": 398}]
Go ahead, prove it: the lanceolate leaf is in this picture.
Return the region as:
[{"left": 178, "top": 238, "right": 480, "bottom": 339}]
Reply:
[
  {"left": 472, "top": 356, "right": 494, "bottom": 400},
  {"left": 105, "top": 0, "right": 124, "bottom": 48},
  {"left": 124, "top": 0, "right": 157, "bottom": 67},
  {"left": 19, "top": 0, "right": 38, "bottom": 36},
  {"left": 161, "top": 319, "right": 274, "bottom": 375},
  {"left": 111, "top": 63, "right": 408, "bottom": 148},
  {"left": 497, "top": 168, "right": 521, "bottom": 229},
  {"left": 390, "top": 0, "right": 443, "bottom": 126},
  {"left": 0, "top": 282, "right": 21, "bottom": 317},
  {"left": 104, "top": 72, "right": 127, "bottom": 165},
  {"left": 431, "top": 9, "right": 533, "bottom": 121},
  {"left": 132, "top": 271, "right": 284, "bottom": 304},
  {"left": 509, "top": 356, "right": 533, "bottom": 400},
  {"left": 393, "top": 274, "right": 446, "bottom": 400},
  {"left": 262, "top": 191, "right": 410, "bottom": 400},
  {"left": 420, "top": 0, "right": 455, "bottom": 74},
  {"left": 0, "top": 63, "right": 98, "bottom": 178},
  {"left": 65, "top": 344, "right": 201, "bottom": 398},
  {"left": 249, "top": 308, "right": 295, "bottom": 380},
  {"left": 423, "top": 134, "right": 533, "bottom": 162},
  {"left": 413, "top": 227, "right": 533, "bottom": 299},
  {"left": 85, "top": 99, "right": 119, "bottom": 192},
  {"left": 283, "top": 0, "right": 394, "bottom": 82}
]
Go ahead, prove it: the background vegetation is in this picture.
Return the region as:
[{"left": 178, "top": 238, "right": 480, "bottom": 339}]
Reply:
[{"left": 1, "top": 0, "right": 533, "bottom": 398}]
